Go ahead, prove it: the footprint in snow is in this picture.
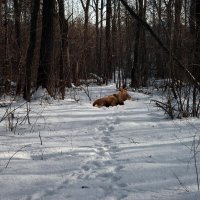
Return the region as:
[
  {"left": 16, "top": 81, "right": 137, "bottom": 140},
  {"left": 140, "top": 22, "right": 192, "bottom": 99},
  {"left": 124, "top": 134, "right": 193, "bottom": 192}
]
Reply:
[
  {"left": 113, "top": 116, "right": 121, "bottom": 124},
  {"left": 111, "top": 175, "right": 121, "bottom": 182},
  {"left": 97, "top": 125, "right": 106, "bottom": 131},
  {"left": 57, "top": 180, "right": 69, "bottom": 190},
  {"left": 90, "top": 160, "right": 102, "bottom": 167},
  {"left": 101, "top": 136, "right": 112, "bottom": 144},
  {"left": 108, "top": 125, "right": 114, "bottom": 131},
  {"left": 94, "top": 147, "right": 110, "bottom": 157},
  {"left": 117, "top": 182, "right": 127, "bottom": 188},
  {"left": 115, "top": 165, "right": 124, "bottom": 171},
  {"left": 110, "top": 145, "right": 120, "bottom": 152},
  {"left": 82, "top": 160, "right": 102, "bottom": 172},
  {"left": 82, "top": 164, "right": 90, "bottom": 171}
]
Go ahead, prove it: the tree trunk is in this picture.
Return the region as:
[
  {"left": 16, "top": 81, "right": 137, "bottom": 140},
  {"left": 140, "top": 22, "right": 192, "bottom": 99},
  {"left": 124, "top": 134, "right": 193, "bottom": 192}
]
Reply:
[
  {"left": 0, "top": 0, "right": 2, "bottom": 25},
  {"left": 58, "top": 0, "right": 69, "bottom": 99},
  {"left": 99, "top": 0, "right": 104, "bottom": 77},
  {"left": 192, "top": 0, "right": 200, "bottom": 116},
  {"left": 80, "top": 0, "right": 90, "bottom": 79},
  {"left": 195, "top": 0, "right": 200, "bottom": 82},
  {"left": 23, "top": 0, "right": 40, "bottom": 101},
  {"left": 14, "top": 0, "right": 22, "bottom": 95},
  {"left": 140, "top": 0, "right": 147, "bottom": 86},
  {"left": 14, "top": 0, "right": 21, "bottom": 48},
  {"left": 105, "top": 0, "right": 112, "bottom": 83},
  {"left": 131, "top": 0, "right": 143, "bottom": 88},
  {"left": 94, "top": 0, "right": 100, "bottom": 76},
  {"left": 173, "top": 0, "right": 183, "bottom": 79},
  {"left": 4, "top": 0, "right": 9, "bottom": 92},
  {"left": 36, "top": 0, "right": 55, "bottom": 95},
  {"left": 112, "top": 0, "right": 117, "bottom": 83}
]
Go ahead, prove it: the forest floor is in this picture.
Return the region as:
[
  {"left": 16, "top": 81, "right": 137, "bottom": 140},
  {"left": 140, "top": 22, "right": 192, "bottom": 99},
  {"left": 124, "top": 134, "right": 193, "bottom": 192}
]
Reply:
[{"left": 0, "top": 84, "right": 200, "bottom": 200}]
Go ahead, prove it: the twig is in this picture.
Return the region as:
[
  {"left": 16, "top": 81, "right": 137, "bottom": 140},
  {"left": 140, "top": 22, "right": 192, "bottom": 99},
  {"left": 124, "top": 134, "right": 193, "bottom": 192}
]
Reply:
[
  {"left": 39, "top": 131, "right": 42, "bottom": 145},
  {"left": 128, "top": 137, "right": 139, "bottom": 144},
  {"left": 193, "top": 136, "right": 200, "bottom": 190},
  {"left": 20, "top": 101, "right": 31, "bottom": 125},
  {"left": 0, "top": 102, "right": 26, "bottom": 123},
  {"left": 173, "top": 172, "right": 189, "bottom": 192},
  {"left": 5, "top": 144, "right": 31, "bottom": 169},
  {"left": 79, "top": 84, "right": 92, "bottom": 101}
]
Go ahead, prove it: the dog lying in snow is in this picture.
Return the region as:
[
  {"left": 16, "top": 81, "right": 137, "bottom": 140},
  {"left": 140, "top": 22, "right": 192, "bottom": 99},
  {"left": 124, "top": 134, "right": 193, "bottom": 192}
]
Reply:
[{"left": 93, "top": 87, "right": 132, "bottom": 108}]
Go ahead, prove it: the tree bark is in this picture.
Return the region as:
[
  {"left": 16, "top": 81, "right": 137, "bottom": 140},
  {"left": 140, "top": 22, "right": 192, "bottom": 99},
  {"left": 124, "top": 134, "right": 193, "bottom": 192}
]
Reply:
[
  {"left": 58, "top": 0, "right": 69, "bottom": 99},
  {"left": 14, "top": 0, "right": 21, "bottom": 48},
  {"left": 14, "top": 0, "right": 22, "bottom": 95},
  {"left": 105, "top": 0, "right": 112, "bottom": 83},
  {"left": 131, "top": 0, "right": 141, "bottom": 88},
  {"left": 173, "top": 0, "right": 183, "bottom": 78},
  {"left": 80, "top": 0, "right": 90, "bottom": 79},
  {"left": 0, "top": 0, "right": 2, "bottom": 25},
  {"left": 36, "top": 0, "right": 55, "bottom": 95},
  {"left": 99, "top": 0, "right": 104, "bottom": 77},
  {"left": 195, "top": 0, "right": 200, "bottom": 82},
  {"left": 93, "top": 0, "right": 100, "bottom": 76},
  {"left": 191, "top": 0, "right": 200, "bottom": 116},
  {"left": 23, "top": 0, "right": 40, "bottom": 101},
  {"left": 112, "top": 0, "right": 117, "bottom": 83}
]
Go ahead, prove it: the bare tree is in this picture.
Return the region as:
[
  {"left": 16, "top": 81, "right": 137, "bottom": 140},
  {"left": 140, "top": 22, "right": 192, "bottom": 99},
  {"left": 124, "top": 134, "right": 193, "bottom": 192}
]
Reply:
[
  {"left": 131, "top": 0, "right": 142, "bottom": 88},
  {"left": 58, "top": 0, "right": 69, "bottom": 99},
  {"left": 93, "top": 0, "right": 100, "bottom": 75},
  {"left": 119, "top": 0, "right": 199, "bottom": 87},
  {"left": 105, "top": 0, "right": 112, "bottom": 83},
  {"left": 191, "top": 0, "right": 200, "bottom": 116},
  {"left": 80, "top": 0, "right": 90, "bottom": 79},
  {"left": 36, "top": 0, "right": 55, "bottom": 95},
  {"left": 23, "top": 0, "right": 40, "bottom": 101},
  {"left": 14, "top": 0, "right": 22, "bottom": 95},
  {"left": 99, "top": 0, "right": 104, "bottom": 77},
  {"left": 112, "top": 0, "right": 117, "bottom": 83}
]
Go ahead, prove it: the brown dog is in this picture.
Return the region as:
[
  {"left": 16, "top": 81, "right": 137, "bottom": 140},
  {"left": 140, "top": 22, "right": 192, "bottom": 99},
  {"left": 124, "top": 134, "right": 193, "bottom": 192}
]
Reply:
[{"left": 93, "top": 87, "right": 131, "bottom": 108}]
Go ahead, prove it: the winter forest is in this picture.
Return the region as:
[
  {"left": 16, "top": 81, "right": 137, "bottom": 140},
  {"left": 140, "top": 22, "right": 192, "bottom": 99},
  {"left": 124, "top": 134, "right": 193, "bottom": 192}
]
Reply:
[
  {"left": 1, "top": 0, "right": 200, "bottom": 199},
  {"left": 0, "top": 0, "right": 200, "bottom": 116}
]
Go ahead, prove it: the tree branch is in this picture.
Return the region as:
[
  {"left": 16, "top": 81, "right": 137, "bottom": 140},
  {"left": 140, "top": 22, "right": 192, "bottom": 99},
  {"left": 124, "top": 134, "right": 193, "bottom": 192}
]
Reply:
[{"left": 119, "top": 0, "right": 200, "bottom": 89}]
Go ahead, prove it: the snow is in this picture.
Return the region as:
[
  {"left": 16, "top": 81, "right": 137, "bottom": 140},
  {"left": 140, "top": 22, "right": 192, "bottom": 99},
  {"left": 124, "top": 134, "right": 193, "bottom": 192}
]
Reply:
[{"left": 0, "top": 84, "right": 200, "bottom": 200}]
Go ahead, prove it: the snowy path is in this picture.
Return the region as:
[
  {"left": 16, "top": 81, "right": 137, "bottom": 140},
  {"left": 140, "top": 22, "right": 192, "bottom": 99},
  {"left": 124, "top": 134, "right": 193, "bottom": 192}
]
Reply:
[{"left": 0, "top": 86, "right": 200, "bottom": 200}]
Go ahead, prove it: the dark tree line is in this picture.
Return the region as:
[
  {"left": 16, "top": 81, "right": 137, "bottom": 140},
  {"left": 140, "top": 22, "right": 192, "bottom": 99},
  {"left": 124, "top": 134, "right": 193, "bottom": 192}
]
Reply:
[{"left": 0, "top": 0, "right": 200, "bottom": 116}]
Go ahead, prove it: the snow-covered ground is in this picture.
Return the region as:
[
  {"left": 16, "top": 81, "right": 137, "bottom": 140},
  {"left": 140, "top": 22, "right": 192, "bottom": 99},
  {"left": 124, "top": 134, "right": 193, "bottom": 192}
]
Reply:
[{"left": 0, "top": 84, "right": 200, "bottom": 200}]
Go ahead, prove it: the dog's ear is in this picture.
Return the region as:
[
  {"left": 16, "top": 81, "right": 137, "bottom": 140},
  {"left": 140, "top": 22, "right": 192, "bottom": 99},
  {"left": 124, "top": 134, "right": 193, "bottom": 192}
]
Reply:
[
  {"left": 122, "top": 87, "right": 128, "bottom": 91},
  {"left": 119, "top": 87, "right": 123, "bottom": 91},
  {"left": 122, "top": 84, "right": 127, "bottom": 90},
  {"left": 119, "top": 85, "right": 128, "bottom": 91}
]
